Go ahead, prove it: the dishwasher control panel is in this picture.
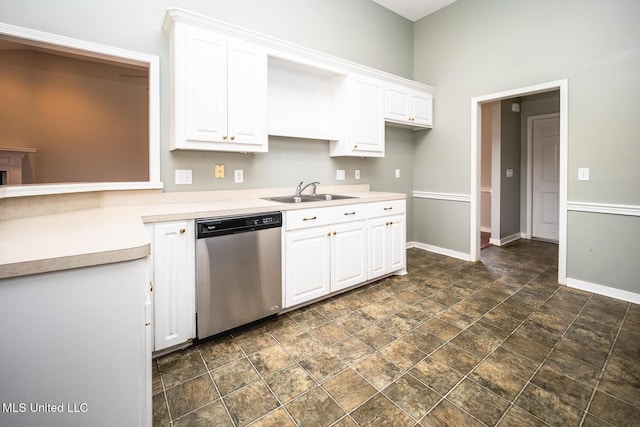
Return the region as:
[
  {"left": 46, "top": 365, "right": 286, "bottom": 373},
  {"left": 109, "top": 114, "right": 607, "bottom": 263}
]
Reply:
[{"left": 196, "top": 212, "right": 282, "bottom": 238}]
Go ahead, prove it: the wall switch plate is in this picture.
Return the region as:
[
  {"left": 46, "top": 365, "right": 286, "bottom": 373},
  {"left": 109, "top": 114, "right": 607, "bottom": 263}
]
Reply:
[
  {"left": 395, "top": 169, "right": 400, "bottom": 178},
  {"left": 234, "top": 169, "right": 244, "bottom": 184},
  {"left": 355, "top": 170, "right": 361, "bottom": 180},
  {"left": 578, "top": 167, "right": 590, "bottom": 181},
  {"left": 214, "top": 164, "right": 225, "bottom": 179},
  {"left": 336, "top": 169, "right": 345, "bottom": 181},
  {"left": 506, "top": 168, "right": 514, "bottom": 178},
  {"left": 174, "top": 169, "right": 192, "bottom": 185}
]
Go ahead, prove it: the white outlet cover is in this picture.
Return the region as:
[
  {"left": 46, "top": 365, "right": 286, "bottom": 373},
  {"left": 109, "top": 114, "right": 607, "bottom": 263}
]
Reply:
[
  {"left": 355, "top": 170, "right": 361, "bottom": 180},
  {"left": 578, "top": 167, "right": 590, "bottom": 181},
  {"left": 234, "top": 169, "right": 244, "bottom": 184},
  {"left": 175, "top": 169, "right": 192, "bottom": 185},
  {"left": 336, "top": 170, "right": 346, "bottom": 181},
  {"left": 395, "top": 169, "right": 400, "bottom": 178}
]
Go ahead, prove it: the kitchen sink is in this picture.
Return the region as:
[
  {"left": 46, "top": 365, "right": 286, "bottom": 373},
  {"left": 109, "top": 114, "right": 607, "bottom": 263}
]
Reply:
[{"left": 264, "top": 194, "right": 357, "bottom": 203}]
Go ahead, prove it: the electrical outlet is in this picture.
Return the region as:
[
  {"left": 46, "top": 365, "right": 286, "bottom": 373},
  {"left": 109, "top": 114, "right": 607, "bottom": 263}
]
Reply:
[
  {"left": 395, "top": 169, "right": 400, "bottom": 178},
  {"left": 214, "top": 164, "right": 225, "bottom": 179},
  {"left": 175, "top": 169, "right": 192, "bottom": 185},
  {"left": 355, "top": 170, "right": 361, "bottom": 180},
  {"left": 234, "top": 169, "right": 244, "bottom": 184},
  {"left": 578, "top": 167, "right": 590, "bottom": 181},
  {"left": 336, "top": 169, "right": 346, "bottom": 181}
]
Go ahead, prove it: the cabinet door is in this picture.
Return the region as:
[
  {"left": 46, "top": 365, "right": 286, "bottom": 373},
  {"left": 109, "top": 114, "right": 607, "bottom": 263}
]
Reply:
[
  {"left": 387, "top": 215, "right": 406, "bottom": 273},
  {"left": 227, "top": 39, "right": 267, "bottom": 149},
  {"left": 331, "top": 221, "right": 367, "bottom": 292},
  {"left": 152, "top": 221, "right": 195, "bottom": 351},
  {"left": 367, "top": 217, "right": 388, "bottom": 280},
  {"left": 285, "top": 227, "right": 331, "bottom": 308},
  {"left": 385, "top": 84, "right": 411, "bottom": 122},
  {"left": 184, "top": 26, "right": 228, "bottom": 143},
  {"left": 411, "top": 92, "right": 433, "bottom": 127},
  {"left": 351, "top": 75, "right": 385, "bottom": 155}
]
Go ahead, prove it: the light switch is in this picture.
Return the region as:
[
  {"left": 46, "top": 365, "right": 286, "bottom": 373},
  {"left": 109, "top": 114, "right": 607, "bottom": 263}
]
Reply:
[
  {"left": 506, "top": 168, "right": 513, "bottom": 178},
  {"left": 578, "top": 167, "right": 590, "bottom": 181}
]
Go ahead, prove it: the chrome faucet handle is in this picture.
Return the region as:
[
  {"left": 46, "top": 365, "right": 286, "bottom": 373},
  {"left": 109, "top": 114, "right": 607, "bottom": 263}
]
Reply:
[{"left": 296, "top": 181, "right": 304, "bottom": 196}]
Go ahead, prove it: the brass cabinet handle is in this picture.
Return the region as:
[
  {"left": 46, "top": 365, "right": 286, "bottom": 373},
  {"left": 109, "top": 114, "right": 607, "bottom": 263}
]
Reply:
[
  {"left": 383, "top": 207, "right": 393, "bottom": 211},
  {"left": 303, "top": 216, "right": 317, "bottom": 221}
]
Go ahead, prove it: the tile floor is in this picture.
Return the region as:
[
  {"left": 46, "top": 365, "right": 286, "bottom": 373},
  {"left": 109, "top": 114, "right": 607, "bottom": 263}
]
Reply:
[{"left": 153, "top": 240, "right": 640, "bottom": 426}]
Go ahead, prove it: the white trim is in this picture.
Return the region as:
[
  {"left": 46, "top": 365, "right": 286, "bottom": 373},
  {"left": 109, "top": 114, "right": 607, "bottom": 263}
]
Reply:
[
  {"left": 412, "top": 191, "right": 470, "bottom": 202},
  {"left": 0, "top": 22, "right": 161, "bottom": 199},
  {"left": 408, "top": 241, "right": 471, "bottom": 261},
  {"left": 470, "top": 79, "right": 568, "bottom": 287},
  {"left": 489, "top": 233, "right": 522, "bottom": 247},
  {"left": 567, "top": 201, "right": 640, "bottom": 217},
  {"left": 566, "top": 277, "right": 640, "bottom": 305},
  {"left": 526, "top": 113, "right": 560, "bottom": 240},
  {"left": 490, "top": 102, "right": 501, "bottom": 246}
]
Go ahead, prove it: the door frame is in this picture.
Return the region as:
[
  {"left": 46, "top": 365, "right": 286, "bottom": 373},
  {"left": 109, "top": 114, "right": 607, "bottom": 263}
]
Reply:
[
  {"left": 526, "top": 112, "right": 560, "bottom": 240},
  {"left": 470, "top": 80, "right": 568, "bottom": 285}
]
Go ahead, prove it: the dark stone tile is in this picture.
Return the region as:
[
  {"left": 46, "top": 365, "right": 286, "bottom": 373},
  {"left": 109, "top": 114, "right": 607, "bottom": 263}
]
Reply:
[
  {"left": 210, "top": 358, "right": 259, "bottom": 396},
  {"left": 622, "top": 304, "right": 640, "bottom": 331},
  {"left": 543, "top": 349, "right": 602, "bottom": 388},
  {"left": 335, "top": 311, "right": 371, "bottom": 333},
  {"left": 394, "top": 289, "right": 427, "bottom": 305},
  {"left": 554, "top": 335, "right": 609, "bottom": 369},
  {"left": 248, "top": 407, "right": 296, "bottom": 427},
  {"left": 515, "top": 383, "right": 583, "bottom": 427},
  {"left": 199, "top": 337, "right": 244, "bottom": 371},
  {"left": 564, "top": 317, "right": 618, "bottom": 353},
  {"left": 354, "top": 325, "right": 395, "bottom": 350},
  {"left": 280, "top": 332, "right": 324, "bottom": 360},
  {"left": 165, "top": 373, "right": 219, "bottom": 419},
  {"left": 382, "top": 374, "right": 440, "bottom": 419},
  {"left": 482, "top": 305, "right": 526, "bottom": 332},
  {"left": 313, "top": 299, "right": 351, "bottom": 319},
  {"left": 543, "top": 288, "right": 590, "bottom": 315},
  {"left": 440, "top": 301, "right": 488, "bottom": 328},
  {"left": 410, "top": 357, "right": 463, "bottom": 395},
  {"left": 152, "top": 364, "right": 163, "bottom": 395},
  {"left": 264, "top": 314, "right": 303, "bottom": 341},
  {"left": 420, "top": 398, "right": 485, "bottom": 427},
  {"left": 350, "top": 393, "right": 414, "bottom": 427},
  {"left": 430, "top": 343, "right": 480, "bottom": 375},
  {"left": 299, "top": 350, "right": 347, "bottom": 383},
  {"left": 469, "top": 358, "right": 528, "bottom": 401},
  {"left": 264, "top": 365, "right": 316, "bottom": 403},
  {"left": 531, "top": 365, "right": 594, "bottom": 410},
  {"left": 485, "top": 346, "right": 540, "bottom": 380},
  {"left": 329, "top": 336, "right": 374, "bottom": 365},
  {"left": 502, "top": 334, "right": 551, "bottom": 364},
  {"left": 520, "top": 281, "right": 559, "bottom": 301},
  {"left": 588, "top": 390, "right": 640, "bottom": 427},
  {"left": 376, "top": 314, "right": 416, "bottom": 337},
  {"left": 466, "top": 319, "right": 512, "bottom": 341},
  {"left": 290, "top": 308, "right": 329, "bottom": 329},
  {"left": 580, "top": 295, "right": 628, "bottom": 327},
  {"left": 498, "top": 405, "right": 548, "bottom": 426},
  {"left": 403, "top": 330, "right": 445, "bottom": 354},
  {"left": 413, "top": 298, "right": 448, "bottom": 316},
  {"left": 598, "top": 355, "right": 640, "bottom": 406},
  {"left": 248, "top": 344, "right": 295, "bottom": 376},
  {"left": 513, "top": 320, "right": 562, "bottom": 348},
  {"left": 323, "top": 368, "right": 376, "bottom": 412},
  {"left": 172, "top": 399, "right": 233, "bottom": 427},
  {"left": 581, "top": 413, "right": 617, "bottom": 427},
  {"left": 152, "top": 392, "right": 170, "bottom": 427},
  {"left": 285, "top": 386, "right": 345, "bottom": 427},
  {"left": 528, "top": 304, "right": 576, "bottom": 333},
  {"left": 447, "top": 378, "right": 510, "bottom": 425},
  {"left": 417, "top": 317, "right": 461, "bottom": 340},
  {"left": 233, "top": 327, "right": 278, "bottom": 355},
  {"left": 309, "top": 322, "right": 350, "bottom": 346},
  {"left": 354, "top": 353, "right": 403, "bottom": 390},
  {"left": 224, "top": 380, "right": 279, "bottom": 427},
  {"left": 611, "top": 328, "right": 640, "bottom": 361},
  {"left": 450, "top": 330, "right": 500, "bottom": 358},
  {"left": 157, "top": 348, "right": 207, "bottom": 389},
  {"left": 379, "top": 339, "right": 426, "bottom": 370}
]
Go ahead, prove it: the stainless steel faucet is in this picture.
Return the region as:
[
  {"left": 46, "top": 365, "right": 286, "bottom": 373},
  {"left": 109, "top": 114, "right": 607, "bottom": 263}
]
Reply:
[{"left": 296, "top": 181, "right": 320, "bottom": 197}]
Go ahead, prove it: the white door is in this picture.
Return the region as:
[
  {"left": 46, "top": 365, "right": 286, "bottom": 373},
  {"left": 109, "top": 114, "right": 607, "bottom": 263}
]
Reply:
[{"left": 532, "top": 115, "right": 560, "bottom": 241}]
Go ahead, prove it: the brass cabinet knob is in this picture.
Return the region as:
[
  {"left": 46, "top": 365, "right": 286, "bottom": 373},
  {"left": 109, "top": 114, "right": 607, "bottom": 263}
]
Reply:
[
  {"left": 222, "top": 135, "right": 227, "bottom": 140},
  {"left": 230, "top": 136, "right": 235, "bottom": 141},
  {"left": 179, "top": 228, "right": 186, "bottom": 234},
  {"left": 353, "top": 144, "right": 358, "bottom": 149},
  {"left": 327, "top": 232, "right": 331, "bottom": 237},
  {"left": 333, "top": 231, "right": 337, "bottom": 235}
]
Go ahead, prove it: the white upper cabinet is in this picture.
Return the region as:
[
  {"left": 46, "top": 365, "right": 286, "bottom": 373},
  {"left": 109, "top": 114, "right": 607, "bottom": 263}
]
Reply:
[
  {"left": 384, "top": 83, "right": 433, "bottom": 129},
  {"left": 167, "top": 22, "right": 267, "bottom": 152},
  {"left": 330, "top": 74, "right": 385, "bottom": 157}
]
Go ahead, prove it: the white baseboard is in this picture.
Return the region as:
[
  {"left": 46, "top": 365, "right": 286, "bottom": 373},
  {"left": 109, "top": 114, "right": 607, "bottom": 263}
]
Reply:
[
  {"left": 566, "top": 277, "right": 640, "bottom": 304},
  {"left": 489, "top": 233, "right": 522, "bottom": 247},
  {"left": 407, "top": 241, "right": 470, "bottom": 261}
]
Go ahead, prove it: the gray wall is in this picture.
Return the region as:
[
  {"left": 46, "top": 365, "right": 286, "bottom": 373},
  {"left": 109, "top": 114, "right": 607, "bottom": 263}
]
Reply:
[
  {"left": 413, "top": 0, "right": 640, "bottom": 293},
  {"left": 499, "top": 99, "right": 521, "bottom": 239}
]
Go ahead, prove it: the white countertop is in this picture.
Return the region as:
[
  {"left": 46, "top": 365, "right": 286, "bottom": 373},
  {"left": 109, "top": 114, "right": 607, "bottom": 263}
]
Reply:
[{"left": 0, "top": 187, "right": 406, "bottom": 279}]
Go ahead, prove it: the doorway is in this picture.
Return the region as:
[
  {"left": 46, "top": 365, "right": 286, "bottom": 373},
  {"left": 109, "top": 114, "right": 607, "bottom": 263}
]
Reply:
[{"left": 470, "top": 80, "right": 568, "bottom": 284}]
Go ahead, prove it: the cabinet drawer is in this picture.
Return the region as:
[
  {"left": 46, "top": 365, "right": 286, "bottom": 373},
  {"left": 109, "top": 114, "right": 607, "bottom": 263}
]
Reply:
[
  {"left": 286, "top": 204, "right": 366, "bottom": 231},
  {"left": 367, "top": 199, "right": 406, "bottom": 218}
]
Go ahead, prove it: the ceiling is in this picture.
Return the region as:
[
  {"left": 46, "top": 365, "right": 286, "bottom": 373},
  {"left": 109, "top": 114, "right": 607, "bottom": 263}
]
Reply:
[{"left": 370, "top": 0, "right": 458, "bottom": 22}]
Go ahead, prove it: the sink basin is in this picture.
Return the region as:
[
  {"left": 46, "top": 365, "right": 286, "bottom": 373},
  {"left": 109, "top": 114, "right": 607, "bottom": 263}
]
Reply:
[{"left": 264, "top": 194, "right": 357, "bottom": 203}]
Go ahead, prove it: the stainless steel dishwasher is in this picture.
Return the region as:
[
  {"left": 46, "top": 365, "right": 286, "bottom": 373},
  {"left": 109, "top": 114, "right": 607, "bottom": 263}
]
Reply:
[{"left": 195, "top": 212, "right": 282, "bottom": 339}]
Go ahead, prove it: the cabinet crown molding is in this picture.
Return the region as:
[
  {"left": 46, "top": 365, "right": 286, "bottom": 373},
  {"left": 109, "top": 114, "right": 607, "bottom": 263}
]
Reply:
[{"left": 163, "top": 7, "right": 434, "bottom": 93}]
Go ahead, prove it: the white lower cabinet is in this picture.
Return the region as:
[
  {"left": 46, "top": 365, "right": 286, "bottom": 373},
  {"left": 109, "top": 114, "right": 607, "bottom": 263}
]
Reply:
[
  {"left": 367, "top": 200, "right": 406, "bottom": 280},
  {"left": 284, "top": 204, "right": 367, "bottom": 308},
  {"left": 148, "top": 220, "right": 196, "bottom": 352}
]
